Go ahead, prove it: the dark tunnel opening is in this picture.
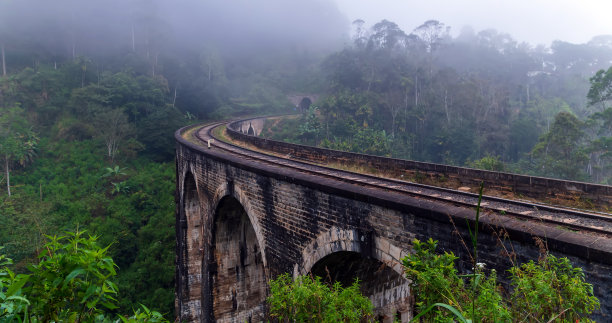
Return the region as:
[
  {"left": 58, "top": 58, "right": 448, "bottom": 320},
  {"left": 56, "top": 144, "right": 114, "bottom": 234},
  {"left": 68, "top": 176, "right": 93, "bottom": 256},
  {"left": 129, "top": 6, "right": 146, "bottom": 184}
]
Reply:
[{"left": 298, "top": 97, "right": 312, "bottom": 111}]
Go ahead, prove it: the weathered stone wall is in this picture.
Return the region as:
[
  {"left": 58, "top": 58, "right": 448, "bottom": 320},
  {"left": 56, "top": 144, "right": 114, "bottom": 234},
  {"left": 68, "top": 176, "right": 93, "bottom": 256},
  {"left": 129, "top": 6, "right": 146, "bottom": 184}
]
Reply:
[
  {"left": 176, "top": 125, "right": 612, "bottom": 322},
  {"left": 227, "top": 118, "right": 612, "bottom": 209}
]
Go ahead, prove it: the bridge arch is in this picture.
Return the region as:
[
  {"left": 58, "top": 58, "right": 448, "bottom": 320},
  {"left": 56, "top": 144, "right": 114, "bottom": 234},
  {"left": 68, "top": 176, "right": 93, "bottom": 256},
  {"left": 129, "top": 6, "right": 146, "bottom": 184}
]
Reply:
[
  {"left": 298, "top": 227, "right": 411, "bottom": 322},
  {"left": 210, "top": 183, "right": 267, "bottom": 267},
  {"left": 298, "top": 227, "right": 405, "bottom": 276},
  {"left": 208, "top": 186, "right": 268, "bottom": 322}
]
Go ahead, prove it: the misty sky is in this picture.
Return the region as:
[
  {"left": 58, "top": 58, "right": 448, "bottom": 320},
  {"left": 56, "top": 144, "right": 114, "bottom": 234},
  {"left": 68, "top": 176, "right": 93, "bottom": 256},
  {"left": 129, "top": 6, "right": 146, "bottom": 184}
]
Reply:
[{"left": 334, "top": 0, "right": 611, "bottom": 46}]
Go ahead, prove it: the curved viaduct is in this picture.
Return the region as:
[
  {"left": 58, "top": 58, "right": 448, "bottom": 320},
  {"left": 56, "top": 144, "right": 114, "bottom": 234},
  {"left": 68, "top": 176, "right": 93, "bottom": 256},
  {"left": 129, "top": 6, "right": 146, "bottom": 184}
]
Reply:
[{"left": 175, "top": 116, "right": 612, "bottom": 322}]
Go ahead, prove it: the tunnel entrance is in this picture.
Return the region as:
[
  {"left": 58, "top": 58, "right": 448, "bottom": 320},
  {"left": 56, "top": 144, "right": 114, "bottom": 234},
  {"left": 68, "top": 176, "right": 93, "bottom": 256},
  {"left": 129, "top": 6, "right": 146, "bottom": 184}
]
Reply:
[
  {"left": 298, "top": 97, "right": 312, "bottom": 112},
  {"left": 310, "top": 251, "right": 410, "bottom": 321},
  {"left": 210, "top": 196, "right": 266, "bottom": 322}
]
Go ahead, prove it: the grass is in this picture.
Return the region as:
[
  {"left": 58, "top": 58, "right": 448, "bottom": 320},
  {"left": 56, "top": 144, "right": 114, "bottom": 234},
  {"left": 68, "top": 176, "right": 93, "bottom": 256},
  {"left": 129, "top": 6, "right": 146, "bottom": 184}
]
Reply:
[{"left": 212, "top": 125, "right": 228, "bottom": 142}]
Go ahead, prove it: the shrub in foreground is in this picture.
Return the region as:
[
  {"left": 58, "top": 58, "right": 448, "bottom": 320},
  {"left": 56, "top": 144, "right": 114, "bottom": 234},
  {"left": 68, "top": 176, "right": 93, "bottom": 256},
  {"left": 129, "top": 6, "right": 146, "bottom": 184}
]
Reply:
[
  {"left": 404, "top": 238, "right": 600, "bottom": 322},
  {"left": 0, "top": 230, "right": 168, "bottom": 322},
  {"left": 268, "top": 273, "right": 374, "bottom": 322}
]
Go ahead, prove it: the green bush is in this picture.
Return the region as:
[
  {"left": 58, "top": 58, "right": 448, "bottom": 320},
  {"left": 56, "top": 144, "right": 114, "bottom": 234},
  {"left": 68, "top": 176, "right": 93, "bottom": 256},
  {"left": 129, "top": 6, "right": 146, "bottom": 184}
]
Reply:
[
  {"left": 267, "top": 273, "right": 374, "bottom": 322},
  {"left": 0, "top": 246, "right": 30, "bottom": 321},
  {"left": 509, "top": 255, "right": 600, "bottom": 322},
  {"left": 403, "top": 239, "right": 600, "bottom": 322},
  {"left": 403, "top": 238, "right": 510, "bottom": 322},
  {"left": 467, "top": 155, "right": 505, "bottom": 171},
  {"left": 0, "top": 231, "right": 169, "bottom": 322}
]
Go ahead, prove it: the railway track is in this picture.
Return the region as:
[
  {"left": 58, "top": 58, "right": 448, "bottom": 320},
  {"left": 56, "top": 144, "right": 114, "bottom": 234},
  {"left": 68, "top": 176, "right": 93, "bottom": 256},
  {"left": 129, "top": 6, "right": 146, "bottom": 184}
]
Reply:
[{"left": 188, "top": 121, "right": 612, "bottom": 238}]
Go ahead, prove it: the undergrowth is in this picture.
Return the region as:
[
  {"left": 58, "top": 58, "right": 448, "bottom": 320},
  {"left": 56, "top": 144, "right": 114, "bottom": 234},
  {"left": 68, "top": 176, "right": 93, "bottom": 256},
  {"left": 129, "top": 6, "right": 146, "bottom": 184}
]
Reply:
[{"left": 403, "top": 183, "right": 600, "bottom": 322}]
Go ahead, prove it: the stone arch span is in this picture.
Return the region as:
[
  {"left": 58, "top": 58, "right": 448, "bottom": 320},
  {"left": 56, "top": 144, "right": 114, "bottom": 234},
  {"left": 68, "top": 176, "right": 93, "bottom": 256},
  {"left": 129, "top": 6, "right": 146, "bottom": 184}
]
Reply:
[
  {"left": 209, "top": 193, "right": 267, "bottom": 322},
  {"left": 298, "top": 227, "right": 411, "bottom": 322},
  {"left": 210, "top": 183, "right": 267, "bottom": 267}
]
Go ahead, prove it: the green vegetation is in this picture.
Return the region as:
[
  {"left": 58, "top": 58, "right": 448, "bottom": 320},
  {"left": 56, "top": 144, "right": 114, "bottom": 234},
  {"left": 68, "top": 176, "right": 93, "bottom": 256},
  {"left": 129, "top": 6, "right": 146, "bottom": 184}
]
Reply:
[
  {"left": 0, "top": 231, "right": 168, "bottom": 322},
  {"left": 0, "top": 54, "right": 183, "bottom": 317},
  {"left": 467, "top": 155, "right": 505, "bottom": 172},
  {"left": 1, "top": 136, "right": 177, "bottom": 315},
  {"left": 267, "top": 273, "right": 374, "bottom": 322},
  {"left": 0, "top": 106, "right": 39, "bottom": 197},
  {"left": 404, "top": 185, "right": 599, "bottom": 322},
  {"left": 404, "top": 239, "right": 599, "bottom": 322}
]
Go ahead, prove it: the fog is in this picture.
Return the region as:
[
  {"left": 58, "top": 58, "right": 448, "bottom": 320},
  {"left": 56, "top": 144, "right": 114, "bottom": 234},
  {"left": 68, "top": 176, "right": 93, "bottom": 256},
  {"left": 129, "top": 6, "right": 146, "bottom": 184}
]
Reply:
[
  {"left": 2, "top": 0, "right": 609, "bottom": 64},
  {"left": 0, "top": 0, "right": 348, "bottom": 62},
  {"left": 2, "top": 0, "right": 611, "bottom": 118},
  {"left": 334, "top": 0, "right": 612, "bottom": 46}
]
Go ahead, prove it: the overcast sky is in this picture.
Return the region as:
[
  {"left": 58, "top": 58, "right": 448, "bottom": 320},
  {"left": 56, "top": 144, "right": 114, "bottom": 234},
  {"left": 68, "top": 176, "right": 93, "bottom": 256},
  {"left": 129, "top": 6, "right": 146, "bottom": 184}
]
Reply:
[{"left": 333, "top": 0, "right": 611, "bottom": 46}]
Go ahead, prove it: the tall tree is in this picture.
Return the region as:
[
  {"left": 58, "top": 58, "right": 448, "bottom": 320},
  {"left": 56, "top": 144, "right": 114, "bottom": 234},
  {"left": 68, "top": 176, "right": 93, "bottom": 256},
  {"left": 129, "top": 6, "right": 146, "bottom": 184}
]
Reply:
[
  {"left": 587, "top": 66, "right": 612, "bottom": 110},
  {"left": 0, "top": 106, "right": 38, "bottom": 196},
  {"left": 1, "top": 43, "right": 5, "bottom": 77},
  {"left": 531, "top": 111, "right": 587, "bottom": 180},
  {"left": 95, "top": 108, "right": 131, "bottom": 164},
  {"left": 412, "top": 20, "right": 448, "bottom": 54}
]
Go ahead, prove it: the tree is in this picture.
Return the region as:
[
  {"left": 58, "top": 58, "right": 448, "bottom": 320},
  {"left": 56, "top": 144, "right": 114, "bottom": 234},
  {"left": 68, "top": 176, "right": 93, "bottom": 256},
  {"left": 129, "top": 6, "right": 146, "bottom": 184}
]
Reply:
[
  {"left": 587, "top": 66, "right": 612, "bottom": 110},
  {"left": 412, "top": 20, "right": 449, "bottom": 76},
  {"left": 1, "top": 43, "right": 5, "bottom": 77},
  {"left": 95, "top": 108, "right": 132, "bottom": 164},
  {"left": 468, "top": 155, "right": 505, "bottom": 171},
  {"left": 352, "top": 127, "right": 391, "bottom": 156},
  {"left": 0, "top": 106, "right": 38, "bottom": 196},
  {"left": 368, "top": 19, "right": 406, "bottom": 51},
  {"left": 297, "top": 106, "right": 322, "bottom": 145},
  {"left": 585, "top": 106, "right": 612, "bottom": 183},
  {"left": 531, "top": 111, "right": 587, "bottom": 180},
  {"left": 383, "top": 89, "right": 403, "bottom": 138},
  {"left": 412, "top": 20, "right": 449, "bottom": 54},
  {"left": 351, "top": 19, "right": 367, "bottom": 49}
]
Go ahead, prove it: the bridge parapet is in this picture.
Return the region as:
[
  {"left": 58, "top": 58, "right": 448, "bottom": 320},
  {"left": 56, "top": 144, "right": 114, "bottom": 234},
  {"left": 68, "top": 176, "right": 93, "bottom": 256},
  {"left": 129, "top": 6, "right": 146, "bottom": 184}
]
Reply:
[{"left": 227, "top": 117, "right": 612, "bottom": 211}]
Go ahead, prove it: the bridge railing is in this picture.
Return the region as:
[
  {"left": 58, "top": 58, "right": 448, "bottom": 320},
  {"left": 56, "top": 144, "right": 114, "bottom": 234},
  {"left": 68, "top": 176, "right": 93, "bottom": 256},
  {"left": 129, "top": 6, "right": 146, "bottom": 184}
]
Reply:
[{"left": 227, "top": 116, "right": 612, "bottom": 210}]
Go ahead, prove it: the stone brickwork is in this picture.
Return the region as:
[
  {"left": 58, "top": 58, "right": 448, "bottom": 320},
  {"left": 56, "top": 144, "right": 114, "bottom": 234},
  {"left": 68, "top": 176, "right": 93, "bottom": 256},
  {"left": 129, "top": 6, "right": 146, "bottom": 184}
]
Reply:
[{"left": 176, "top": 125, "right": 612, "bottom": 322}]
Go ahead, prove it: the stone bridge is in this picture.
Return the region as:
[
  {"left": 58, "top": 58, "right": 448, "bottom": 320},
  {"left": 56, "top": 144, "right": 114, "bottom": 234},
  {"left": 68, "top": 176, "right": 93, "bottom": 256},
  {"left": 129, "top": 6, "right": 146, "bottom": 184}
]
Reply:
[{"left": 175, "top": 117, "right": 612, "bottom": 322}]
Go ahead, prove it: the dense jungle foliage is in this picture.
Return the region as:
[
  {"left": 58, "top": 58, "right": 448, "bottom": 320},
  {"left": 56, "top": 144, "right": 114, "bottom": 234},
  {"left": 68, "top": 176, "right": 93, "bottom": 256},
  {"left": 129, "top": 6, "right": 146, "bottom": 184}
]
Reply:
[{"left": 265, "top": 20, "right": 612, "bottom": 184}]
